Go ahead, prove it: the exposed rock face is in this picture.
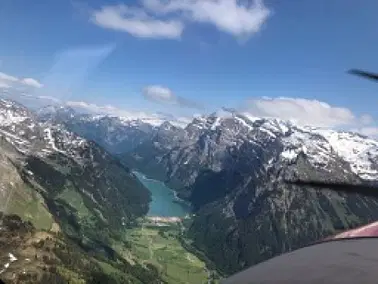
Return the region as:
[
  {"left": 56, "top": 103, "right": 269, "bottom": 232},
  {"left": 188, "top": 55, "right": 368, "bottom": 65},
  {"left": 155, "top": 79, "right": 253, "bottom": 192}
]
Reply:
[
  {"left": 0, "top": 99, "right": 151, "bottom": 237},
  {"left": 121, "top": 109, "right": 378, "bottom": 274}
]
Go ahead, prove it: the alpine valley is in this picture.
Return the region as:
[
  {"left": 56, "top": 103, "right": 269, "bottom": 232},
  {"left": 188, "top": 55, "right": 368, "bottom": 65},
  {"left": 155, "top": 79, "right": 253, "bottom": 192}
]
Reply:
[
  {"left": 2, "top": 99, "right": 378, "bottom": 283},
  {"left": 0, "top": 99, "right": 210, "bottom": 284}
]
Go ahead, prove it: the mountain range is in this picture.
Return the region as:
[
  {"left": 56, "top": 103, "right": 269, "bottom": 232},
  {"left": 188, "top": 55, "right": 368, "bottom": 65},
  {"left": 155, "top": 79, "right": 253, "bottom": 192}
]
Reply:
[
  {"left": 37, "top": 105, "right": 190, "bottom": 154},
  {"left": 0, "top": 99, "right": 161, "bottom": 283},
  {"left": 38, "top": 104, "right": 378, "bottom": 275}
]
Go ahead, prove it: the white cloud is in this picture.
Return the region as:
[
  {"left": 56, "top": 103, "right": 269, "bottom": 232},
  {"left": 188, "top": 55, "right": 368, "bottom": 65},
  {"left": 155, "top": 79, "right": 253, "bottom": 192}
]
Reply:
[
  {"left": 91, "top": 0, "right": 270, "bottom": 39},
  {"left": 21, "top": 78, "right": 43, "bottom": 88},
  {"left": 242, "top": 97, "right": 378, "bottom": 139},
  {"left": 360, "top": 114, "right": 374, "bottom": 125},
  {"left": 355, "top": 127, "right": 378, "bottom": 137},
  {"left": 66, "top": 101, "right": 119, "bottom": 113},
  {"left": 35, "top": 95, "right": 61, "bottom": 102},
  {"left": 143, "top": 85, "right": 175, "bottom": 102},
  {"left": 142, "top": 85, "right": 203, "bottom": 109},
  {"left": 14, "top": 93, "right": 61, "bottom": 103},
  {"left": 65, "top": 100, "right": 193, "bottom": 127},
  {"left": 66, "top": 100, "right": 152, "bottom": 118},
  {"left": 0, "top": 82, "right": 10, "bottom": 89},
  {"left": 143, "top": 0, "right": 271, "bottom": 38},
  {"left": 91, "top": 5, "right": 184, "bottom": 39},
  {"left": 244, "top": 97, "right": 361, "bottom": 128},
  {"left": 0, "top": 71, "right": 43, "bottom": 90},
  {"left": 0, "top": 72, "right": 18, "bottom": 82}
]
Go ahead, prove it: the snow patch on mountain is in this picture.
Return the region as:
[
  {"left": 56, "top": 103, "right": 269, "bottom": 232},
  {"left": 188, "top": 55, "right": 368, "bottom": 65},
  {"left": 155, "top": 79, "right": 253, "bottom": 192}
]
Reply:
[
  {"left": 0, "top": 100, "right": 92, "bottom": 165},
  {"left": 0, "top": 99, "right": 29, "bottom": 126},
  {"left": 175, "top": 109, "right": 378, "bottom": 181},
  {"left": 3, "top": 99, "right": 378, "bottom": 182},
  {"left": 313, "top": 129, "right": 378, "bottom": 180},
  {"left": 38, "top": 104, "right": 193, "bottom": 129},
  {"left": 44, "top": 127, "right": 64, "bottom": 153}
]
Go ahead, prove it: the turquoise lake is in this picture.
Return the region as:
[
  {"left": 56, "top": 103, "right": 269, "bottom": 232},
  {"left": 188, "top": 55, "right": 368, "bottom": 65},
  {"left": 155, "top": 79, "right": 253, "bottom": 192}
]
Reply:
[{"left": 134, "top": 172, "right": 191, "bottom": 217}]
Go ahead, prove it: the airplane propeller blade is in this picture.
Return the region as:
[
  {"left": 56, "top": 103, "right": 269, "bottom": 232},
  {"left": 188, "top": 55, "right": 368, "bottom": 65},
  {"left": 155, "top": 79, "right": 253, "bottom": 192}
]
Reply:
[
  {"left": 348, "top": 69, "right": 378, "bottom": 82},
  {"left": 285, "top": 179, "right": 378, "bottom": 199}
]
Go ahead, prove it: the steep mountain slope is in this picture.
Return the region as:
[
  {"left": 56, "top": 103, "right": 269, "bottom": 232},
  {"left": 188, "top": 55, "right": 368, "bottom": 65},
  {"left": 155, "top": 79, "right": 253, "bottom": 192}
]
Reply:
[
  {"left": 121, "top": 109, "right": 378, "bottom": 274},
  {"left": 0, "top": 213, "right": 162, "bottom": 284},
  {"left": 0, "top": 99, "right": 159, "bottom": 283},
  {"left": 0, "top": 100, "right": 151, "bottom": 229}
]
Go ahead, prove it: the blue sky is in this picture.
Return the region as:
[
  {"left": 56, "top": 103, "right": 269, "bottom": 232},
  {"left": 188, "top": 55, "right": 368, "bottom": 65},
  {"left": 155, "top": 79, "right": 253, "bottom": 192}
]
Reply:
[{"left": 1, "top": 0, "right": 378, "bottom": 134}]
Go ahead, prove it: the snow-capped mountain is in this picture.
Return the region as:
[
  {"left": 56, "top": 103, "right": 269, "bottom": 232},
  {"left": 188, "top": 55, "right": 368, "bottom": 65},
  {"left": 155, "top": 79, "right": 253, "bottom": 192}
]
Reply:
[
  {"left": 36, "top": 104, "right": 76, "bottom": 121},
  {"left": 0, "top": 99, "right": 150, "bottom": 235},
  {"left": 0, "top": 99, "right": 177, "bottom": 284},
  {"left": 119, "top": 108, "right": 378, "bottom": 274},
  {"left": 0, "top": 100, "right": 89, "bottom": 160},
  {"left": 37, "top": 104, "right": 191, "bottom": 154},
  {"left": 124, "top": 108, "right": 378, "bottom": 185}
]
